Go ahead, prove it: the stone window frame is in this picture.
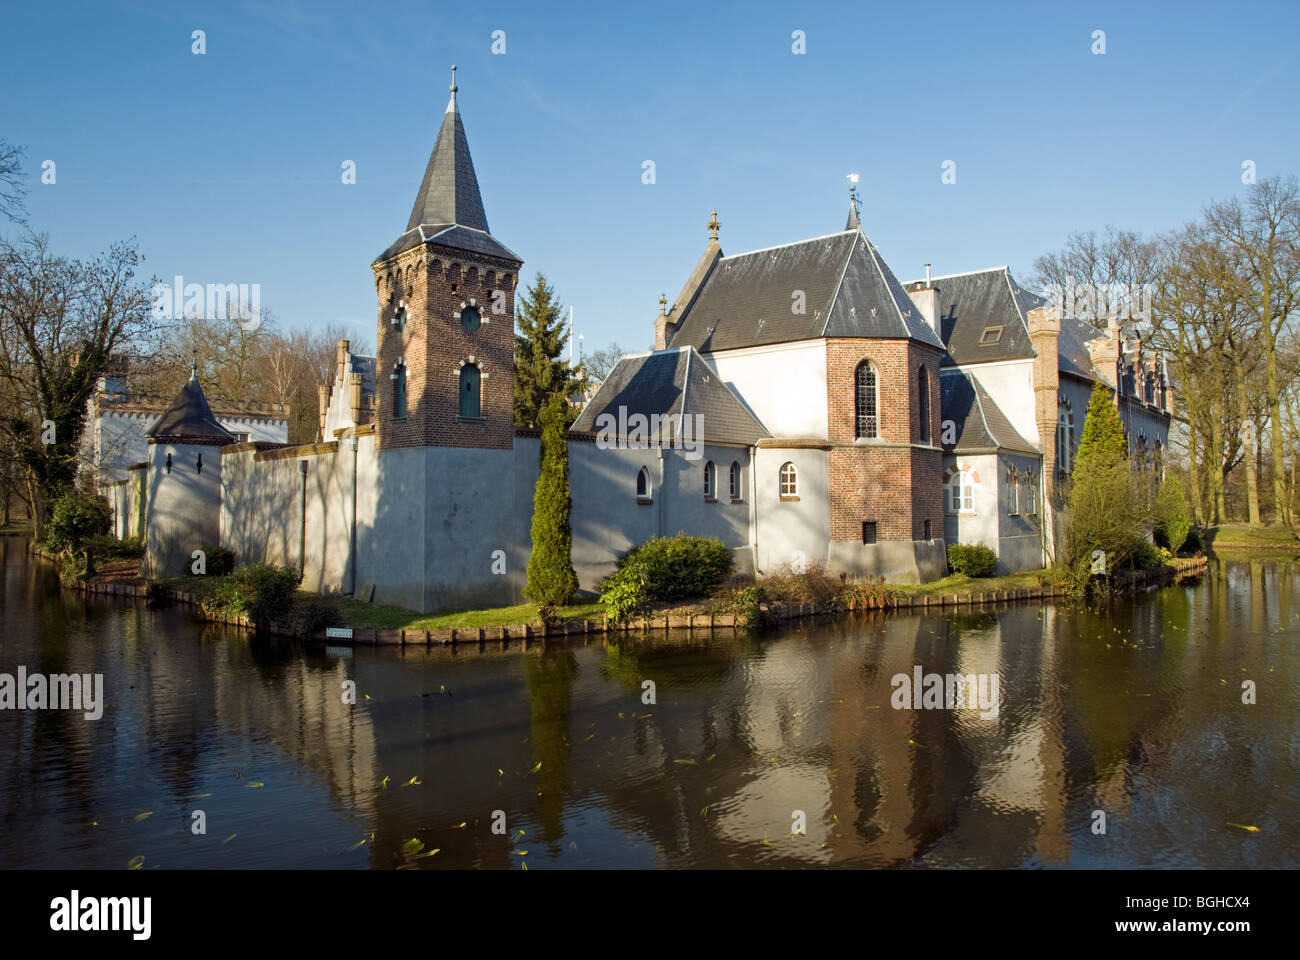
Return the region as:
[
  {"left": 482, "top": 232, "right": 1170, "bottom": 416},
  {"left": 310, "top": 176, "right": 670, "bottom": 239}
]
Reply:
[
  {"left": 390, "top": 358, "right": 408, "bottom": 421},
  {"left": 1006, "top": 467, "right": 1020, "bottom": 516},
  {"left": 854, "top": 360, "right": 880, "bottom": 440},
  {"left": 729, "top": 461, "right": 742, "bottom": 501},
  {"left": 943, "top": 463, "right": 978, "bottom": 516},
  {"left": 779, "top": 461, "right": 799, "bottom": 500},
  {"left": 453, "top": 298, "right": 488, "bottom": 334},
  {"left": 703, "top": 460, "right": 716, "bottom": 501},
  {"left": 636, "top": 466, "right": 652, "bottom": 504},
  {"left": 452, "top": 357, "right": 489, "bottom": 421}
]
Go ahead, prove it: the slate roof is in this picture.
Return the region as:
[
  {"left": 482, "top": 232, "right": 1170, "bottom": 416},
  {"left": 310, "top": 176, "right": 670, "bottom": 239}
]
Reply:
[
  {"left": 374, "top": 85, "right": 521, "bottom": 265},
  {"left": 146, "top": 372, "right": 236, "bottom": 443},
  {"left": 665, "top": 230, "right": 944, "bottom": 354},
  {"left": 571, "top": 347, "right": 770, "bottom": 446},
  {"left": 939, "top": 372, "right": 1038, "bottom": 455},
  {"left": 349, "top": 353, "right": 377, "bottom": 399}
]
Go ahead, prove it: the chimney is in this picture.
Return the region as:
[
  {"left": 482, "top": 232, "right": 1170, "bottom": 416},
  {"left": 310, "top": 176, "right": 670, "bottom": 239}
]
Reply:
[
  {"left": 349, "top": 372, "right": 364, "bottom": 426},
  {"left": 906, "top": 268, "right": 939, "bottom": 334},
  {"left": 318, "top": 384, "right": 330, "bottom": 439},
  {"left": 653, "top": 293, "right": 676, "bottom": 351},
  {"left": 1027, "top": 305, "right": 1061, "bottom": 505},
  {"left": 336, "top": 339, "right": 350, "bottom": 386}
]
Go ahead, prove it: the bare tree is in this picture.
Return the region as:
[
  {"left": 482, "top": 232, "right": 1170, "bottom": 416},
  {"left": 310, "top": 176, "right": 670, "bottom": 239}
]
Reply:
[{"left": 0, "top": 139, "right": 27, "bottom": 225}]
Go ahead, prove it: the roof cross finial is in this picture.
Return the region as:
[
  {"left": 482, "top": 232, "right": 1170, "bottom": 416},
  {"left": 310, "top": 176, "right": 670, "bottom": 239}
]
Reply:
[
  {"left": 846, "top": 173, "right": 862, "bottom": 230},
  {"left": 707, "top": 210, "right": 720, "bottom": 242},
  {"left": 658, "top": 292, "right": 667, "bottom": 315}
]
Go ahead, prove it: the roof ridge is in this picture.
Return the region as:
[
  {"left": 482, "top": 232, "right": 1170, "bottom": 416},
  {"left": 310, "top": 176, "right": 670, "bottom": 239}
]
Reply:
[
  {"left": 920, "top": 265, "right": 1011, "bottom": 282},
  {"left": 817, "top": 231, "right": 862, "bottom": 337},
  {"left": 720, "top": 230, "right": 856, "bottom": 261}
]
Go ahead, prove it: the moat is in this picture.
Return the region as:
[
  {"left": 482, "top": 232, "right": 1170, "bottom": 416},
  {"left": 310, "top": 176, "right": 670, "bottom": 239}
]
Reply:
[{"left": 2, "top": 539, "right": 1296, "bottom": 869}]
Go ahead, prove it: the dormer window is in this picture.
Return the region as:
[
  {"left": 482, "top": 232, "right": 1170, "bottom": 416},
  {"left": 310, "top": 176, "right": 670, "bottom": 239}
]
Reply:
[{"left": 979, "top": 325, "right": 1003, "bottom": 345}]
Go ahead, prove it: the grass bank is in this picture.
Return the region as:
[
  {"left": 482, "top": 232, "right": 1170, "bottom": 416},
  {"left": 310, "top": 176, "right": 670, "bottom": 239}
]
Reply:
[{"left": 1203, "top": 523, "right": 1300, "bottom": 551}]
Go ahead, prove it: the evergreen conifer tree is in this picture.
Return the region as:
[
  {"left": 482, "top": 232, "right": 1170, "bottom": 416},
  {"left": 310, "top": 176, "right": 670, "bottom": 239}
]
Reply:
[
  {"left": 514, "top": 273, "right": 580, "bottom": 428},
  {"left": 525, "top": 392, "right": 578, "bottom": 609}
]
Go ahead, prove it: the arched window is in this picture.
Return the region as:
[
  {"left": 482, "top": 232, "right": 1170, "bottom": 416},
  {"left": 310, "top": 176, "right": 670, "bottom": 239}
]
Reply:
[
  {"left": 947, "top": 469, "right": 975, "bottom": 514},
  {"left": 1023, "top": 472, "right": 1038, "bottom": 515},
  {"left": 918, "top": 366, "right": 930, "bottom": 443},
  {"left": 729, "top": 461, "right": 741, "bottom": 500},
  {"left": 779, "top": 461, "right": 798, "bottom": 498},
  {"left": 636, "top": 466, "right": 651, "bottom": 499},
  {"left": 703, "top": 460, "right": 715, "bottom": 499},
  {"left": 1056, "top": 403, "right": 1074, "bottom": 479},
  {"left": 855, "top": 361, "right": 879, "bottom": 439},
  {"left": 392, "top": 360, "right": 407, "bottom": 420},
  {"left": 1006, "top": 468, "right": 1019, "bottom": 515},
  {"left": 458, "top": 363, "right": 481, "bottom": 418}
]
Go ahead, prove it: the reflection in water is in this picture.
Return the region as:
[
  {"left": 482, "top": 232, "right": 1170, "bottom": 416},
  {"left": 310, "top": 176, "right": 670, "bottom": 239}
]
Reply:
[{"left": 1, "top": 539, "right": 1296, "bottom": 869}]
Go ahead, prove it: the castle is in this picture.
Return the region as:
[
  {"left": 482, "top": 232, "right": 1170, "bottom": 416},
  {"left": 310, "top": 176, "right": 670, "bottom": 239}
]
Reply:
[{"left": 107, "top": 73, "right": 1173, "bottom": 613}]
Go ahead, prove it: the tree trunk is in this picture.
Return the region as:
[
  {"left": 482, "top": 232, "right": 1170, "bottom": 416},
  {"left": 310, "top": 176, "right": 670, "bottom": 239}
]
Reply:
[
  {"left": 1210, "top": 395, "right": 1227, "bottom": 523},
  {"left": 1232, "top": 358, "right": 1262, "bottom": 526},
  {"left": 1187, "top": 421, "right": 1205, "bottom": 525}
]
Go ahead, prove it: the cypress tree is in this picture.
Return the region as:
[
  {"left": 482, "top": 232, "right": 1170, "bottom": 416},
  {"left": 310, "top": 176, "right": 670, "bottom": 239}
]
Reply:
[
  {"left": 1071, "top": 380, "right": 1129, "bottom": 487},
  {"left": 514, "top": 272, "right": 580, "bottom": 428},
  {"left": 525, "top": 392, "right": 578, "bottom": 609}
]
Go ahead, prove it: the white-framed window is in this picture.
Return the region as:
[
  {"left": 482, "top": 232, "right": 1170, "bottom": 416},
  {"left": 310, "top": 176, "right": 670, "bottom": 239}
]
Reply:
[
  {"left": 947, "top": 470, "right": 974, "bottom": 514},
  {"left": 704, "top": 460, "right": 715, "bottom": 499},
  {"left": 1007, "top": 469, "right": 1019, "bottom": 516},
  {"left": 391, "top": 359, "right": 407, "bottom": 420},
  {"left": 636, "top": 466, "right": 651, "bottom": 500},
  {"left": 1025, "top": 473, "right": 1038, "bottom": 515},
  {"left": 779, "top": 461, "right": 798, "bottom": 498},
  {"left": 729, "top": 461, "right": 741, "bottom": 499}
]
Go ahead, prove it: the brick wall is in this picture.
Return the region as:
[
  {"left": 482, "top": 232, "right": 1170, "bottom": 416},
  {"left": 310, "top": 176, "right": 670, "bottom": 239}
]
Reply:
[
  {"left": 825, "top": 338, "right": 944, "bottom": 541},
  {"left": 374, "top": 245, "right": 520, "bottom": 451}
]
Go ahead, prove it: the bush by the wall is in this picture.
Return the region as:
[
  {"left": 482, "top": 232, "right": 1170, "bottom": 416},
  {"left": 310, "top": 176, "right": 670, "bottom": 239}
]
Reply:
[
  {"left": 293, "top": 599, "right": 342, "bottom": 638},
  {"left": 44, "top": 490, "right": 112, "bottom": 559},
  {"left": 1153, "top": 476, "right": 1191, "bottom": 554},
  {"left": 202, "top": 563, "right": 298, "bottom": 627},
  {"left": 198, "top": 544, "right": 235, "bottom": 576},
  {"left": 611, "top": 534, "right": 733, "bottom": 602},
  {"left": 597, "top": 567, "right": 647, "bottom": 623},
  {"left": 947, "top": 542, "right": 998, "bottom": 577}
]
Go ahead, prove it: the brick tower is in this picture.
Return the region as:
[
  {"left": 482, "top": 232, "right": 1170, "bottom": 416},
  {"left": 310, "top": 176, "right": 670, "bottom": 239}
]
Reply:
[{"left": 371, "top": 66, "right": 523, "bottom": 452}]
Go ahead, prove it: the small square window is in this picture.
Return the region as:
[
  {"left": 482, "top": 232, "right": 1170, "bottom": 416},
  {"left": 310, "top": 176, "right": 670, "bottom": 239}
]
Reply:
[
  {"left": 979, "top": 325, "right": 1004, "bottom": 345},
  {"left": 862, "top": 521, "right": 877, "bottom": 545}
]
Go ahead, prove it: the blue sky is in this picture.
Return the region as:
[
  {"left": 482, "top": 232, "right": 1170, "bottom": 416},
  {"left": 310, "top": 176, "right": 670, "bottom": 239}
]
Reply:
[{"left": 3, "top": 0, "right": 1296, "bottom": 357}]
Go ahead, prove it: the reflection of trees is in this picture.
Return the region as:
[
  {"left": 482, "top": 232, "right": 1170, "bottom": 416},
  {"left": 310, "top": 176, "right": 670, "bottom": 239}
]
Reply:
[
  {"left": 599, "top": 639, "right": 736, "bottom": 696},
  {"left": 526, "top": 645, "right": 577, "bottom": 842}
]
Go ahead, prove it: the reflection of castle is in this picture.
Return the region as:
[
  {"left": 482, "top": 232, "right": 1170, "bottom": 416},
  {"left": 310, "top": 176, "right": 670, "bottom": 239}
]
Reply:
[{"left": 128, "top": 71, "right": 1172, "bottom": 606}]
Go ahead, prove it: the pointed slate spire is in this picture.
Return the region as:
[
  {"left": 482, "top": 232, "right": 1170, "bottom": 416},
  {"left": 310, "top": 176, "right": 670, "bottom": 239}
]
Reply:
[
  {"left": 846, "top": 180, "right": 862, "bottom": 231},
  {"left": 405, "top": 65, "right": 489, "bottom": 233},
  {"left": 147, "top": 370, "right": 235, "bottom": 444}
]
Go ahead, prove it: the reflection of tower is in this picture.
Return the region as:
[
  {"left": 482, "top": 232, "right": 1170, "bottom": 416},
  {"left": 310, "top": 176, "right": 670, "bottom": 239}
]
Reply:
[{"left": 1031, "top": 605, "right": 1070, "bottom": 863}]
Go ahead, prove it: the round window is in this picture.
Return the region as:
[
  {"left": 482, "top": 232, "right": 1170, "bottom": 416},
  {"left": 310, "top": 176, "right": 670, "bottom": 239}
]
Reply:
[{"left": 460, "top": 305, "right": 481, "bottom": 333}]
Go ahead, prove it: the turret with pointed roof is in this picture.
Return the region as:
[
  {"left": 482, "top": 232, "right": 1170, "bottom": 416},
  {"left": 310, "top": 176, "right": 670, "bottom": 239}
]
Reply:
[{"left": 146, "top": 364, "right": 236, "bottom": 445}]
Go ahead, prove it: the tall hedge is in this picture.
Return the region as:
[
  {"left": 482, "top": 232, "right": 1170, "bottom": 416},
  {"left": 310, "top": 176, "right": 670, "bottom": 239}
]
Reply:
[{"left": 525, "top": 392, "right": 579, "bottom": 607}]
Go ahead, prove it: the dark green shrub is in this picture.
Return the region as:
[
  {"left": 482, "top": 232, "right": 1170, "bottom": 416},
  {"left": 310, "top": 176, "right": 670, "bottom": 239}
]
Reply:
[
  {"left": 730, "top": 585, "right": 765, "bottom": 627},
  {"left": 1153, "top": 476, "right": 1191, "bottom": 554},
  {"left": 85, "top": 533, "right": 145, "bottom": 561},
  {"left": 294, "top": 599, "right": 342, "bottom": 638},
  {"left": 198, "top": 544, "right": 235, "bottom": 576},
  {"left": 1183, "top": 526, "right": 1203, "bottom": 554},
  {"left": 44, "top": 490, "right": 112, "bottom": 558},
  {"left": 202, "top": 563, "right": 298, "bottom": 627},
  {"left": 598, "top": 566, "right": 648, "bottom": 623},
  {"left": 610, "top": 534, "right": 734, "bottom": 602},
  {"left": 947, "top": 542, "right": 998, "bottom": 577}
]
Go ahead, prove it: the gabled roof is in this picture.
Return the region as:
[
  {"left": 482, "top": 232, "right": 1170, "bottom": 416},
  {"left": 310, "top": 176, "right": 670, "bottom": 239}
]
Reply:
[
  {"left": 923, "top": 266, "right": 1038, "bottom": 365},
  {"left": 939, "top": 372, "right": 1038, "bottom": 455},
  {"left": 146, "top": 370, "right": 236, "bottom": 444},
  {"left": 571, "top": 346, "right": 770, "bottom": 446},
  {"left": 666, "top": 229, "right": 943, "bottom": 353},
  {"left": 374, "top": 78, "right": 520, "bottom": 265}
]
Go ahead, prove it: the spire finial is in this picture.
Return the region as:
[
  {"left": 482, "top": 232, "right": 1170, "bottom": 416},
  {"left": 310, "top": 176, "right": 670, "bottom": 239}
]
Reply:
[
  {"left": 190, "top": 351, "right": 197, "bottom": 380},
  {"left": 658, "top": 293, "right": 667, "bottom": 315},
  {"left": 846, "top": 173, "right": 862, "bottom": 230},
  {"left": 707, "top": 210, "right": 720, "bottom": 242},
  {"left": 450, "top": 64, "right": 457, "bottom": 94}
]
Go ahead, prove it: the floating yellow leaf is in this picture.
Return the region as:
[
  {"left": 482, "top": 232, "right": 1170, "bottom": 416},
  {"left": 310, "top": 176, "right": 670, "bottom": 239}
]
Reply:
[
  {"left": 401, "top": 838, "right": 425, "bottom": 856},
  {"left": 530, "top": 762, "right": 542, "bottom": 773},
  {"left": 222, "top": 834, "right": 237, "bottom": 845},
  {"left": 516, "top": 829, "right": 526, "bottom": 837},
  {"left": 513, "top": 849, "right": 528, "bottom": 856},
  {"left": 127, "top": 855, "right": 145, "bottom": 870},
  {"left": 522, "top": 861, "right": 528, "bottom": 871},
  {"left": 404, "top": 776, "right": 422, "bottom": 787},
  {"left": 381, "top": 776, "right": 391, "bottom": 789},
  {"left": 247, "top": 781, "right": 264, "bottom": 788},
  {"left": 700, "top": 806, "right": 709, "bottom": 816},
  {"left": 673, "top": 758, "right": 696, "bottom": 765},
  {"left": 451, "top": 822, "right": 467, "bottom": 829},
  {"left": 414, "top": 849, "right": 440, "bottom": 858},
  {"left": 192, "top": 793, "right": 212, "bottom": 799},
  {"left": 347, "top": 837, "right": 369, "bottom": 851},
  {"left": 584, "top": 734, "right": 595, "bottom": 741},
  {"left": 1227, "top": 823, "right": 1260, "bottom": 833},
  {"left": 134, "top": 812, "right": 152, "bottom": 823}
]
